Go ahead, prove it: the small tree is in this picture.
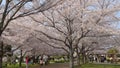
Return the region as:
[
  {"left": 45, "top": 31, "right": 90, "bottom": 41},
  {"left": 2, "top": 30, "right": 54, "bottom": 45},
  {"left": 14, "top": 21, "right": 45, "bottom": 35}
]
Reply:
[{"left": 107, "top": 48, "right": 119, "bottom": 63}]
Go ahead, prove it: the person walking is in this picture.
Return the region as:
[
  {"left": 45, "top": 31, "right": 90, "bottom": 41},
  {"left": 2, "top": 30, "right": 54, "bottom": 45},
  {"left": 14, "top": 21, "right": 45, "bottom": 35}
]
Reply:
[{"left": 26, "top": 56, "right": 29, "bottom": 68}]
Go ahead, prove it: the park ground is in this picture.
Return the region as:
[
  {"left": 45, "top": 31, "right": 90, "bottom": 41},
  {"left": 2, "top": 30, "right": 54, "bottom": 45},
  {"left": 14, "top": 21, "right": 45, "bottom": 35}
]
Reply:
[
  {"left": 5, "top": 63, "right": 120, "bottom": 68},
  {"left": 28, "top": 63, "right": 120, "bottom": 68},
  {"left": 36, "top": 63, "right": 120, "bottom": 68}
]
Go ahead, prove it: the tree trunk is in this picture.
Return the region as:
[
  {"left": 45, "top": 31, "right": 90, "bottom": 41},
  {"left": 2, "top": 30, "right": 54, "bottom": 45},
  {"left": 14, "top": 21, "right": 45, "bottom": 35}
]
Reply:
[
  {"left": 32, "top": 56, "right": 35, "bottom": 64},
  {"left": 36, "top": 56, "right": 40, "bottom": 63},
  {"left": 113, "top": 54, "right": 117, "bottom": 63},
  {"left": 19, "top": 50, "right": 23, "bottom": 68},
  {"left": 82, "top": 52, "right": 87, "bottom": 64},
  {"left": 81, "top": 45, "right": 86, "bottom": 64},
  {"left": 77, "top": 55, "right": 80, "bottom": 65},
  {"left": 0, "top": 56, "right": 2, "bottom": 68},
  {"left": 19, "top": 56, "right": 23, "bottom": 68},
  {"left": 76, "top": 48, "right": 80, "bottom": 66},
  {"left": 81, "top": 53, "right": 84, "bottom": 64},
  {"left": 69, "top": 48, "right": 74, "bottom": 68},
  {"left": 85, "top": 54, "right": 89, "bottom": 63},
  {"left": 0, "top": 41, "right": 3, "bottom": 68},
  {"left": 0, "top": 55, "right": 2, "bottom": 67}
]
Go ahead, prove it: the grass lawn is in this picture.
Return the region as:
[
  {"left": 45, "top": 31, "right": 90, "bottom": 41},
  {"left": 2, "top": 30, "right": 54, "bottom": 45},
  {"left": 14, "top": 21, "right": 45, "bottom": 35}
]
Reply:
[
  {"left": 3, "top": 63, "right": 39, "bottom": 68},
  {"left": 76, "top": 63, "right": 120, "bottom": 68},
  {"left": 4, "top": 63, "right": 120, "bottom": 68}
]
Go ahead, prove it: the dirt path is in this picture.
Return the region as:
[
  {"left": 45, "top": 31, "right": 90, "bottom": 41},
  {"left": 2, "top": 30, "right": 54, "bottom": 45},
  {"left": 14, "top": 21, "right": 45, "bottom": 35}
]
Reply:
[{"left": 36, "top": 63, "right": 69, "bottom": 68}]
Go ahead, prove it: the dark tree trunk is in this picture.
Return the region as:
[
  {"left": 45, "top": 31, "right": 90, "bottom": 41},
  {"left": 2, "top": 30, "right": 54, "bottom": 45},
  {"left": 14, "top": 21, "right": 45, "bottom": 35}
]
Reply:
[
  {"left": 19, "top": 50, "right": 23, "bottom": 68},
  {"left": 81, "top": 53, "right": 84, "bottom": 64},
  {"left": 76, "top": 48, "right": 80, "bottom": 66},
  {"left": 0, "top": 57, "right": 2, "bottom": 68},
  {"left": 36, "top": 56, "right": 40, "bottom": 63},
  {"left": 81, "top": 45, "right": 86, "bottom": 64},
  {"left": 82, "top": 54, "right": 88, "bottom": 64},
  {"left": 85, "top": 54, "right": 89, "bottom": 63},
  {"left": 69, "top": 48, "right": 74, "bottom": 68},
  {"left": 32, "top": 56, "right": 35, "bottom": 64},
  {"left": 0, "top": 41, "right": 4, "bottom": 68},
  {"left": 19, "top": 56, "right": 23, "bottom": 68}
]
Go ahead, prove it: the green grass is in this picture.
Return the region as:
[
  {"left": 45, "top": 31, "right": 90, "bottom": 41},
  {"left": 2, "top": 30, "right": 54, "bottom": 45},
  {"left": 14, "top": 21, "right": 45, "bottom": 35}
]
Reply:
[
  {"left": 76, "top": 63, "right": 120, "bottom": 68},
  {"left": 4, "top": 63, "right": 120, "bottom": 68},
  {"left": 3, "top": 63, "right": 39, "bottom": 68}
]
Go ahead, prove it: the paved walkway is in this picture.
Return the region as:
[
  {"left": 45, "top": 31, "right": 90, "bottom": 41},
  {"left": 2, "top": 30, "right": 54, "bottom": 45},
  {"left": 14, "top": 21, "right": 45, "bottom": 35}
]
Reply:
[{"left": 35, "top": 63, "right": 69, "bottom": 68}]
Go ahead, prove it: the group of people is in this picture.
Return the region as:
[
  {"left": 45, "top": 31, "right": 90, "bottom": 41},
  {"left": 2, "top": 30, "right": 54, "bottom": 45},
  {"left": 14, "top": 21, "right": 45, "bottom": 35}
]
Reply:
[
  {"left": 25, "top": 55, "right": 49, "bottom": 68},
  {"left": 89, "top": 55, "right": 106, "bottom": 63},
  {"left": 89, "top": 55, "right": 115, "bottom": 63},
  {"left": 39, "top": 55, "right": 49, "bottom": 65}
]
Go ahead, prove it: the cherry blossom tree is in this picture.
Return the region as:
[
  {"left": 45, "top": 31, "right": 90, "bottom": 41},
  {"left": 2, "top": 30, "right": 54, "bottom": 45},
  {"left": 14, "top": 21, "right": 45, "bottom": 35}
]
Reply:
[
  {"left": 29, "top": 0, "right": 120, "bottom": 68},
  {"left": 0, "top": 0, "right": 63, "bottom": 68}
]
